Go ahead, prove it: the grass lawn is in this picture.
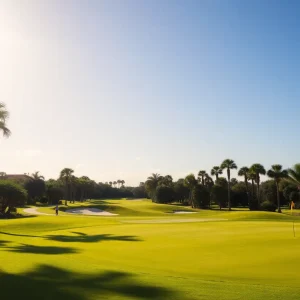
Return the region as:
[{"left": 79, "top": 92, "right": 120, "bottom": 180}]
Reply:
[{"left": 1, "top": 199, "right": 300, "bottom": 300}]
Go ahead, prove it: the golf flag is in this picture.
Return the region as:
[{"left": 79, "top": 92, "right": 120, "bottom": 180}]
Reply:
[{"left": 291, "top": 201, "right": 295, "bottom": 211}]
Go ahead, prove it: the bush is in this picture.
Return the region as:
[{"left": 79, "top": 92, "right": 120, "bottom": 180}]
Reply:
[
  {"left": 260, "top": 201, "right": 276, "bottom": 212},
  {"left": 192, "top": 185, "right": 210, "bottom": 208},
  {"left": 156, "top": 185, "right": 174, "bottom": 203},
  {"left": 0, "top": 180, "right": 27, "bottom": 217},
  {"left": 39, "top": 196, "right": 48, "bottom": 204}
]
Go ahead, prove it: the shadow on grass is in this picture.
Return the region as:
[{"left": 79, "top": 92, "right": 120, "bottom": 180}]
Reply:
[
  {"left": 0, "top": 240, "right": 8, "bottom": 246},
  {"left": 4, "top": 244, "right": 79, "bottom": 255},
  {"left": 46, "top": 232, "right": 142, "bottom": 243},
  {"left": 0, "top": 231, "right": 142, "bottom": 243},
  {"left": 0, "top": 264, "right": 176, "bottom": 300}
]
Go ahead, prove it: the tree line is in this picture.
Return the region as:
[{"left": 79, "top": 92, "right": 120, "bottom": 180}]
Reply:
[{"left": 144, "top": 160, "right": 300, "bottom": 213}]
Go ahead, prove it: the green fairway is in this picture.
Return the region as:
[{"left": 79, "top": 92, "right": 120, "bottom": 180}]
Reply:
[{"left": 1, "top": 199, "right": 300, "bottom": 300}]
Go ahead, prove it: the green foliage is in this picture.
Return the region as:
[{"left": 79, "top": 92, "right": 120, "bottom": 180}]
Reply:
[
  {"left": 156, "top": 185, "right": 174, "bottom": 204},
  {"left": 0, "top": 180, "right": 27, "bottom": 216},
  {"left": 215, "top": 177, "right": 227, "bottom": 188},
  {"left": 24, "top": 179, "right": 46, "bottom": 204},
  {"left": 210, "top": 166, "right": 222, "bottom": 180},
  {"left": 231, "top": 182, "right": 248, "bottom": 207},
  {"left": 192, "top": 184, "right": 210, "bottom": 208},
  {"left": 0, "top": 102, "right": 11, "bottom": 137},
  {"left": 173, "top": 179, "right": 189, "bottom": 203},
  {"left": 210, "top": 184, "right": 227, "bottom": 209},
  {"left": 260, "top": 201, "right": 277, "bottom": 212},
  {"left": 260, "top": 180, "right": 277, "bottom": 203},
  {"left": 288, "top": 163, "right": 300, "bottom": 186}
]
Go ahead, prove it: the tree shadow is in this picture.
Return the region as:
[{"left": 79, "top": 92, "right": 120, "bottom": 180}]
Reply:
[
  {"left": 0, "top": 231, "right": 39, "bottom": 238},
  {"left": 0, "top": 264, "right": 176, "bottom": 300},
  {"left": 0, "top": 240, "right": 8, "bottom": 246},
  {"left": 45, "top": 232, "right": 142, "bottom": 243},
  {"left": 3, "top": 244, "right": 79, "bottom": 255}
]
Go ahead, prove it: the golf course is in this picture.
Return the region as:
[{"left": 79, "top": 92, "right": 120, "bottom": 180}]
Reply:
[{"left": 1, "top": 199, "right": 300, "bottom": 300}]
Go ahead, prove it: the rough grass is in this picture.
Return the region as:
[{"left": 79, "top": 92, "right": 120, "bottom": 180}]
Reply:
[{"left": 1, "top": 199, "right": 300, "bottom": 299}]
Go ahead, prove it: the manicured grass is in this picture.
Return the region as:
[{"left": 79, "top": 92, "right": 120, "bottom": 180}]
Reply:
[{"left": 1, "top": 199, "right": 300, "bottom": 299}]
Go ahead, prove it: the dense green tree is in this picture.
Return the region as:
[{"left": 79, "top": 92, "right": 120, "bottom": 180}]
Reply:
[
  {"left": 184, "top": 174, "right": 197, "bottom": 208},
  {"left": 46, "top": 180, "right": 64, "bottom": 205},
  {"left": 210, "top": 184, "right": 227, "bottom": 210},
  {"left": 198, "top": 170, "right": 207, "bottom": 185},
  {"left": 215, "top": 177, "right": 228, "bottom": 188},
  {"left": 59, "top": 168, "right": 74, "bottom": 205},
  {"left": 173, "top": 179, "right": 190, "bottom": 203},
  {"left": 221, "top": 159, "right": 237, "bottom": 211},
  {"left": 267, "top": 165, "right": 288, "bottom": 213},
  {"left": 192, "top": 184, "right": 210, "bottom": 208},
  {"left": 145, "top": 173, "right": 163, "bottom": 202},
  {"left": 231, "top": 182, "right": 248, "bottom": 207},
  {"left": 288, "top": 164, "right": 300, "bottom": 187},
  {"left": 0, "top": 102, "right": 11, "bottom": 138},
  {"left": 238, "top": 167, "right": 250, "bottom": 205},
  {"left": 156, "top": 185, "right": 174, "bottom": 203},
  {"left": 210, "top": 166, "right": 222, "bottom": 181},
  {"left": 0, "top": 180, "right": 27, "bottom": 216},
  {"left": 160, "top": 175, "right": 173, "bottom": 187},
  {"left": 250, "top": 164, "right": 266, "bottom": 208},
  {"left": 24, "top": 178, "right": 46, "bottom": 204}
]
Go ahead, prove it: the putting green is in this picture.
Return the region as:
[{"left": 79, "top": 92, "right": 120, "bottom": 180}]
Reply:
[{"left": 1, "top": 199, "right": 300, "bottom": 300}]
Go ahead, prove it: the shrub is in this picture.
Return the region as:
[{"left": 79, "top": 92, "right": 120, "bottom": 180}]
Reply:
[
  {"left": 192, "top": 185, "right": 210, "bottom": 208},
  {"left": 156, "top": 185, "right": 174, "bottom": 204},
  {"left": 0, "top": 180, "right": 27, "bottom": 217},
  {"left": 260, "top": 201, "right": 276, "bottom": 212}
]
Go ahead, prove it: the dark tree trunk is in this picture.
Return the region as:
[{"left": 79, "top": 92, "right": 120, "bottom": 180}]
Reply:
[
  {"left": 227, "top": 169, "right": 231, "bottom": 211},
  {"left": 276, "top": 181, "right": 281, "bottom": 213}
]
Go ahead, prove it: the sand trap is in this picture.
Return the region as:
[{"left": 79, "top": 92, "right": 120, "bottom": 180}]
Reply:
[
  {"left": 66, "top": 208, "right": 118, "bottom": 216},
  {"left": 23, "top": 207, "right": 53, "bottom": 216},
  {"left": 172, "top": 211, "right": 197, "bottom": 214}
]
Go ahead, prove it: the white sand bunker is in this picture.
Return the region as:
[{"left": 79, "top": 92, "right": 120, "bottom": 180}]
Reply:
[
  {"left": 66, "top": 208, "right": 118, "bottom": 216},
  {"left": 172, "top": 210, "right": 197, "bottom": 214}
]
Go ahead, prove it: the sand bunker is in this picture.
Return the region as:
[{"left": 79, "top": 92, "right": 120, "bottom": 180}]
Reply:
[
  {"left": 66, "top": 208, "right": 118, "bottom": 216},
  {"left": 23, "top": 207, "right": 53, "bottom": 216}
]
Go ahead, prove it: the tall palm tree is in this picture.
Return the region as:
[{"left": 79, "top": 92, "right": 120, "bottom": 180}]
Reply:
[
  {"left": 0, "top": 103, "right": 11, "bottom": 138},
  {"left": 211, "top": 166, "right": 222, "bottom": 181},
  {"left": 113, "top": 181, "right": 117, "bottom": 188},
  {"left": 247, "top": 170, "right": 256, "bottom": 204},
  {"left": 238, "top": 167, "right": 250, "bottom": 205},
  {"left": 145, "top": 173, "right": 163, "bottom": 201},
  {"left": 31, "top": 171, "right": 45, "bottom": 180},
  {"left": 288, "top": 163, "right": 300, "bottom": 187},
  {"left": 221, "top": 159, "right": 237, "bottom": 211},
  {"left": 109, "top": 181, "right": 112, "bottom": 186},
  {"left": 59, "top": 168, "right": 74, "bottom": 205},
  {"left": 198, "top": 170, "right": 207, "bottom": 185},
  {"left": 121, "top": 180, "right": 125, "bottom": 187},
  {"left": 184, "top": 174, "right": 197, "bottom": 208},
  {"left": 267, "top": 165, "right": 288, "bottom": 213},
  {"left": 250, "top": 164, "right": 266, "bottom": 208}
]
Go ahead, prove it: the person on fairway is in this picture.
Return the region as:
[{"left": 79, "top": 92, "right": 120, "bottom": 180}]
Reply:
[{"left": 55, "top": 204, "right": 59, "bottom": 216}]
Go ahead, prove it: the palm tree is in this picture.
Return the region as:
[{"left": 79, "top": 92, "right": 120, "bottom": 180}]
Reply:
[
  {"left": 109, "top": 181, "right": 112, "bottom": 186},
  {"left": 184, "top": 174, "right": 197, "bottom": 208},
  {"left": 288, "top": 164, "right": 300, "bottom": 187},
  {"left": 250, "top": 164, "right": 266, "bottom": 208},
  {"left": 238, "top": 167, "right": 250, "bottom": 205},
  {"left": 113, "top": 181, "right": 117, "bottom": 188},
  {"left": 117, "top": 180, "right": 121, "bottom": 188},
  {"left": 121, "top": 180, "right": 125, "bottom": 187},
  {"left": 221, "top": 159, "right": 237, "bottom": 211},
  {"left": 59, "top": 168, "right": 74, "bottom": 205},
  {"left": 198, "top": 170, "right": 207, "bottom": 185},
  {"left": 247, "top": 170, "right": 256, "bottom": 204},
  {"left": 267, "top": 165, "right": 288, "bottom": 213},
  {"left": 31, "top": 171, "right": 45, "bottom": 180},
  {"left": 211, "top": 166, "right": 222, "bottom": 181},
  {"left": 0, "top": 103, "right": 11, "bottom": 138},
  {"left": 145, "top": 173, "right": 163, "bottom": 201}
]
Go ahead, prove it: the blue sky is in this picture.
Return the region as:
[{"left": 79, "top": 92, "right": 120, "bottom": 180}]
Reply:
[{"left": 0, "top": 0, "right": 299, "bottom": 185}]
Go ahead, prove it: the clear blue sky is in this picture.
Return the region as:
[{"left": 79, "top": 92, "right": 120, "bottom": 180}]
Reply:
[{"left": 1, "top": 0, "right": 299, "bottom": 185}]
